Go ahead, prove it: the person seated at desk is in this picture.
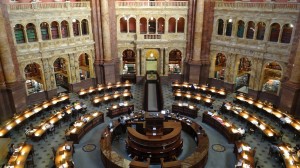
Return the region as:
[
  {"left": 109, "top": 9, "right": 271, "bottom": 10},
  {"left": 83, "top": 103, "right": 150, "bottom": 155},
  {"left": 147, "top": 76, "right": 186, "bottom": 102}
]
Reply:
[
  {"left": 81, "top": 103, "right": 87, "bottom": 111},
  {"left": 8, "top": 143, "right": 15, "bottom": 158},
  {"left": 238, "top": 128, "right": 245, "bottom": 135},
  {"left": 81, "top": 116, "right": 88, "bottom": 123}
]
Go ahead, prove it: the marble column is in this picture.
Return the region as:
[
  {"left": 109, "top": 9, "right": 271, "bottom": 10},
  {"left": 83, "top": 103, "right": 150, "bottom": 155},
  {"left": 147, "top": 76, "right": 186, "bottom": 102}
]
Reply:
[
  {"left": 192, "top": 0, "right": 204, "bottom": 62},
  {"left": 159, "top": 48, "right": 163, "bottom": 75},
  {"left": 164, "top": 48, "right": 169, "bottom": 76},
  {"left": 141, "top": 49, "right": 146, "bottom": 75},
  {"left": 136, "top": 48, "right": 140, "bottom": 76},
  {"left": 100, "top": 0, "right": 112, "bottom": 61}
]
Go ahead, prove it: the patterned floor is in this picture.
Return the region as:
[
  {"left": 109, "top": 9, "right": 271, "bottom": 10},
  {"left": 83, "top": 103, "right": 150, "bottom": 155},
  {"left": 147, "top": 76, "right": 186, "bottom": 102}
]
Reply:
[{"left": 3, "top": 82, "right": 297, "bottom": 168}]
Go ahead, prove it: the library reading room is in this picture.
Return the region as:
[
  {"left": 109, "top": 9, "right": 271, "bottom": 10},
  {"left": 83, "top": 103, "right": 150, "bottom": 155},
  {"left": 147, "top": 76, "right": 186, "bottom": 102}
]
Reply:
[{"left": 0, "top": 0, "right": 300, "bottom": 168}]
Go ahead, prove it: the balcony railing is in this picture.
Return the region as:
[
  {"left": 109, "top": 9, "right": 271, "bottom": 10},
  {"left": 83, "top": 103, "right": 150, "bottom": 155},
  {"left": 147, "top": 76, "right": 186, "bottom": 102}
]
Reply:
[
  {"left": 115, "top": 1, "right": 188, "bottom": 8},
  {"left": 7, "top": 2, "right": 90, "bottom": 11},
  {"left": 144, "top": 34, "right": 162, "bottom": 40},
  {"left": 215, "top": 1, "right": 300, "bottom": 12}
]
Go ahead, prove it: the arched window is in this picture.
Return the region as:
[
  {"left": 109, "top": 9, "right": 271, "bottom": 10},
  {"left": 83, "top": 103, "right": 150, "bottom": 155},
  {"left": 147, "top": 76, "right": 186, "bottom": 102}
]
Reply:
[
  {"left": 225, "top": 19, "right": 233, "bottom": 36},
  {"left": 236, "top": 20, "right": 245, "bottom": 38},
  {"left": 61, "top": 20, "right": 69, "bottom": 38},
  {"left": 269, "top": 23, "right": 280, "bottom": 42},
  {"left": 51, "top": 21, "right": 59, "bottom": 39},
  {"left": 236, "top": 57, "right": 252, "bottom": 92},
  {"left": 120, "top": 17, "right": 128, "bottom": 33},
  {"left": 177, "top": 17, "right": 185, "bottom": 33},
  {"left": 26, "top": 23, "right": 37, "bottom": 42},
  {"left": 246, "top": 21, "right": 255, "bottom": 39},
  {"left": 81, "top": 19, "right": 89, "bottom": 35},
  {"left": 168, "top": 17, "right": 176, "bottom": 33},
  {"left": 148, "top": 17, "right": 156, "bottom": 34},
  {"left": 169, "top": 49, "right": 182, "bottom": 74},
  {"left": 281, "top": 24, "right": 293, "bottom": 43},
  {"left": 157, "top": 18, "right": 165, "bottom": 34},
  {"left": 262, "top": 62, "right": 282, "bottom": 95},
  {"left": 140, "top": 17, "right": 147, "bottom": 34},
  {"left": 72, "top": 19, "right": 80, "bottom": 36},
  {"left": 24, "top": 63, "right": 44, "bottom": 95},
  {"left": 79, "top": 53, "right": 91, "bottom": 80},
  {"left": 256, "top": 22, "right": 266, "bottom": 40},
  {"left": 40, "top": 22, "right": 50, "bottom": 40},
  {"left": 214, "top": 53, "right": 226, "bottom": 80},
  {"left": 122, "top": 49, "right": 136, "bottom": 74},
  {"left": 129, "top": 18, "right": 136, "bottom": 33},
  {"left": 217, "top": 19, "right": 224, "bottom": 35},
  {"left": 14, "top": 24, "right": 25, "bottom": 44}
]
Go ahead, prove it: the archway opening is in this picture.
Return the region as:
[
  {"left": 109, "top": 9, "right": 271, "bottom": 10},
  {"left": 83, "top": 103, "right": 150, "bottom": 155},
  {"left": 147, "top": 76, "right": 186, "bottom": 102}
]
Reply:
[
  {"left": 262, "top": 62, "right": 282, "bottom": 95},
  {"left": 79, "top": 53, "right": 91, "bottom": 80},
  {"left": 236, "top": 57, "right": 252, "bottom": 92},
  {"left": 40, "top": 22, "right": 50, "bottom": 40},
  {"left": 120, "top": 17, "right": 128, "bottom": 33},
  {"left": 51, "top": 21, "right": 59, "bottom": 39},
  {"left": 24, "top": 63, "right": 44, "bottom": 95},
  {"left": 140, "top": 17, "right": 147, "bottom": 34},
  {"left": 148, "top": 17, "right": 156, "bottom": 34},
  {"left": 14, "top": 24, "right": 25, "bottom": 44},
  {"left": 157, "top": 17, "right": 165, "bottom": 34},
  {"left": 168, "top": 49, "right": 182, "bottom": 74},
  {"left": 214, "top": 53, "right": 226, "bottom": 80},
  {"left": 122, "top": 49, "right": 136, "bottom": 74},
  {"left": 53, "top": 58, "right": 69, "bottom": 89}
]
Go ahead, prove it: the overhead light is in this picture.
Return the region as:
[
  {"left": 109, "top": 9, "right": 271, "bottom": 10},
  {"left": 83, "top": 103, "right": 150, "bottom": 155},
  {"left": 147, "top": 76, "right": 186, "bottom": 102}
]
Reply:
[
  {"left": 229, "top": 19, "right": 232, "bottom": 23},
  {"left": 150, "top": 17, "right": 153, "bottom": 20},
  {"left": 72, "top": 19, "right": 76, "bottom": 23},
  {"left": 290, "top": 24, "right": 294, "bottom": 28}
]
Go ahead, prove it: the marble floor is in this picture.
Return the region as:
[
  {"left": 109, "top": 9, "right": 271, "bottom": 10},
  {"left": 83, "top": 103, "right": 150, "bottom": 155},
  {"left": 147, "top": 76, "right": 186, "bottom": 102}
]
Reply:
[{"left": 2, "top": 82, "right": 298, "bottom": 168}]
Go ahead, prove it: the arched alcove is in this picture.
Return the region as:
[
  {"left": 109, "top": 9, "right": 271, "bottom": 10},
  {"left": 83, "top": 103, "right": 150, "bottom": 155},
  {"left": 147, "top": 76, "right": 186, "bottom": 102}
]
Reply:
[
  {"left": 40, "top": 22, "right": 50, "bottom": 40},
  {"left": 61, "top": 20, "right": 69, "bottom": 38},
  {"left": 236, "top": 57, "right": 252, "bottom": 92},
  {"left": 157, "top": 17, "right": 165, "bottom": 34},
  {"left": 24, "top": 63, "right": 44, "bottom": 95},
  {"left": 281, "top": 24, "right": 293, "bottom": 43},
  {"left": 269, "top": 23, "right": 280, "bottom": 42},
  {"left": 73, "top": 19, "right": 80, "bottom": 36},
  {"left": 26, "top": 23, "right": 37, "bottom": 42},
  {"left": 120, "top": 17, "right": 128, "bottom": 33},
  {"left": 81, "top": 19, "right": 89, "bottom": 35},
  {"left": 225, "top": 19, "right": 232, "bottom": 36},
  {"left": 177, "top": 17, "right": 185, "bottom": 33},
  {"left": 122, "top": 49, "right": 136, "bottom": 74},
  {"left": 214, "top": 53, "right": 226, "bottom": 80},
  {"left": 79, "top": 53, "right": 91, "bottom": 80},
  {"left": 256, "top": 22, "right": 266, "bottom": 40},
  {"left": 236, "top": 20, "right": 245, "bottom": 38},
  {"left": 140, "top": 17, "right": 147, "bottom": 34},
  {"left": 51, "top": 21, "right": 60, "bottom": 39},
  {"left": 217, "top": 19, "right": 224, "bottom": 35},
  {"left": 262, "top": 62, "right": 282, "bottom": 95},
  {"left": 168, "top": 17, "right": 176, "bottom": 33},
  {"left": 148, "top": 17, "right": 156, "bottom": 34},
  {"left": 246, "top": 21, "right": 255, "bottom": 39},
  {"left": 53, "top": 58, "right": 69, "bottom": 88},
  {"left": 129, "top": 18, "right": 136, "bottom": 33},
  {"left": 14, "top": 24, "right": 25, "bottom": 44},
  {"left": 169, "top": 49, "right": 182, "bottom": 74}
]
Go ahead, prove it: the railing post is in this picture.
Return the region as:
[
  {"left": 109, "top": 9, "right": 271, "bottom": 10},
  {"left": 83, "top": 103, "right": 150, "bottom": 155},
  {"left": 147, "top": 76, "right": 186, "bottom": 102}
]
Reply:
[{"left": 66, "top": 1, "right": 71, "bottom": 9}]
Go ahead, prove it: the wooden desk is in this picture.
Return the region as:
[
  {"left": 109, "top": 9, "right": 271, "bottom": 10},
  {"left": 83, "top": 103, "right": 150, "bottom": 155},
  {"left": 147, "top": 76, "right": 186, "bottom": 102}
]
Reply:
[
  {"left": 129, "top": 157, "right": 150, "bottom": 168},
  {"left": 91, "top": 91, "right": 133, "bottom": 106},
  {"left": 171, "top": 82, "right": 226, "bottom": 98},
  {"left": 277, "top": 143, "right": 300, "bottom": 168},
  {"left": 173, "top": 90, "right": 214, "bottom": 107},
  {"left": 234, "top": 141, "right": 255, "bottom": 168},
  {"left": 7, "top": 143, "right": 33, "bottom": 168},
  {"left": 55, "top": 141, "right": 74, "bottom": 168},
  {"left": 107, "top": 103, "right": 134, "bottom": 118},
  {"left": 222, "top": 103, "right": 281, "bottom": 141},
  {"left": 236, "top": 94, "right": 300, "bottom": 135},
  {"left": 202, "top": 111, "right": 242, "bottom": 143},
  {"left": 65, "top": 112, "right": 104, "bottom": 143},
  {"left": 29, "top": 105, "right": 74, "bottom": 141},
  {"left": 172, "top": 103, "right": 199, "bottom": 118},
  {"left": 100, "top": 112, "right": 209, "bottom": 168},
  {"left": 0, "top": 94, "right": 69, "bottom": 138}
]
